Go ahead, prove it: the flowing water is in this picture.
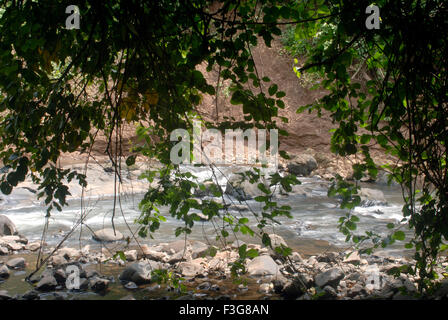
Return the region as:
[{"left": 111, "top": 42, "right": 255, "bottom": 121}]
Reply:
[
  {"left": 0, "top": 165, "right": 413, "bottom": 299},
  {"left": 0, "top": 165, "right": 411, "bottom": 256}
]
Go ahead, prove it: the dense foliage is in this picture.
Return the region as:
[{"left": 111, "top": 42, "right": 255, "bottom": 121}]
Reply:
[
  {"left": 291, "top": 0, "right": 448, "bottom": 292},
  {"left": 0, "top": 0, "right": 307, "bottom": 280},
  {"left": 0, "top": 0, "right": 447, "bottom": 292}
]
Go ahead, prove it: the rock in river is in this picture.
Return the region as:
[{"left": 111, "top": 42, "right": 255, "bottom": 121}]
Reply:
[
  {"left": 0, "top": 215, "right": 18, "bottom": 236},
  {"left": 246, "top": 255, "right": 280, "bottom": 276},
  {"left": 6, "top": 257, "right": 25, "bottom": 270},
  {"left": 89, "top": 277, "right": 110, "bottom": 292},
  {"left": 0, "top": 264, "right": 10, "bottom": 279},
  {"left": 315, "top": 268, "right": 344, "bottom": 289},
  {"left": 119, "top": 260, "right": 160, "bottom": 284},
  {"left": 36, "top": 275, "right": 58, "bottom": 292},
  {"left": 359, "top": 188, "right": 387, "bottom": 207},
  {"left": 93, "top": 228, "right": 124, "bottom": 242},
  {"left": 224, "top": 174, "right": 268, "bottom": 200},
  {"left": 177, "top": 261, "right": 204, "bottom": 277},
  {"left": 287, "top": 154, "right": 318, "bottom": 177}
]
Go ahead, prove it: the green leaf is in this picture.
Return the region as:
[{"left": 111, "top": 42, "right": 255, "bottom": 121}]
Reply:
[
  {"left": 262, "top": 233, "right": 271, "bottom": 247},
  {"left": 276, "top": 100, "right": 285, "bottom": 108},
  {"left": 0, "top": 181, "right": 12, "bottom": 195},
  {"left": 257, "top": 183, "right": 270, "bottom": 194},
  {"left": 238, "top": 244, "right": 247, "bottom": 258},
  {"left": 276, "top": 91, "right": 286, "bottom": 98},
  {"left": 230, "top": 90, "right": 245, "bottom": 105},
  {"left": 262, "top": 76, "right": 270, "bottom": 82},
  {"left": 126, "top": 155, "right": 136, "bottom": 166},
  {"left": 113, "top": 251, "right": 127, "bottom": 262},
  {"left": 246, "top": 248, "right": 259, "bottom": 258},
  {"left": 346, "top": 221, "right": 357, "bottom": 230},
  {"left": 279, "top": 150, "right": 290, "bottom": 159},
  {"left": 254, "top": 196, "right": 267, "bottom": 202},
  {"left": 268, "top": 84, "right": 278, "bottom": 96},
  {"left": 393, "top": 231, "right": 406, "bottom": 241},
  {"left": 238, "top": 217, "right": 249, "bottom": 224},
  {"left": 360, "top": 134, "right": 371, "bottom": 144},
  {"left": 6, "top": 172, "right": 18, "bottom": 187},
  {"left": 240, "top": 225, "right": 254, "bottom": 236}
]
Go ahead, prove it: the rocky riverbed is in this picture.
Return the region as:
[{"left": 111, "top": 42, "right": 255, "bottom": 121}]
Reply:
[
  {"left": 0, "top": 156, "right": 443, "bottom": 300},
  {"left": 1, "top": 232, "right": 448, "bottom": 300}
]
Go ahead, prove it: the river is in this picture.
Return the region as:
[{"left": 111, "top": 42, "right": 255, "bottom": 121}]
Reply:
[{"left": 0, "top": 164, "right": 412, "bottom": 258}]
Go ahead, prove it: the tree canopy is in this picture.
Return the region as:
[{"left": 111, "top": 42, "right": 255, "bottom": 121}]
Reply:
[
  {"left": 293, "top": 0, "right": 447, "bottom": 291},
  {"left": 0, "top": 0, "right": 447, "bottom": 292}
]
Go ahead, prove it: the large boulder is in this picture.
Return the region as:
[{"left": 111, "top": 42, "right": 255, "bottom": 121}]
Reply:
[
  {"left": 4, "top": 241, "right": 23, "bottom": 251},
  {"left": 25, "top": 242, "right": 41, "bottom": 252},
  {"left": 0, "top": 264, "right": 10, "bottom": 279},
  {"left": 161, "top": 240, "right": 190, "bottom": 254},
  {"left": 0, "top": 246, "right": 8, "bottom": 255},
  {"left": 315, "top": 268, "right": 344, "bottom": 289},
  {"left": 281, "top": 277, "right": 308, "bottom": 299},
  {"left": 190, "top": 241, "right": 209, "bottom": 259},
  {"left": 343, "top": 251, "right": 361, "bottom": 265},
  {"left": 53, "top": 269, "right": 67, "bottom": 284},
  {"left": 246, "top": 255, "right": 280, "bottom": 276},
  {"left": 141, "top": 245, "right": 168, "bottom": 262},
  {"left": 124, "top": 250, "right": 138, "bottom": 262},
  {"left": 160, "top": 240, "right": 208, "bottom": 260},
  {"left": 264, "top": 234, "right": 289, "bottom": 258},
  {"left": 92, "top": 228, "right": 124, "bottom": 242},
  {"left": 89, "top": 277, "right": 110, "bottom": 292},
  {"left": 6, "top": 257, "right": 25, "bottom": 270},
  {"left": 1, "top": 235, "right": 27, "bottom": 244},
  {"left": 56, "top": 247, "right": 81, "bottom": 261},
  {"left": 36, "top": 275, "right": 58, "bottom": 291},
  {"left": 177, "top": 261, "right": 204, "bottom": 277},
  {"left": 359, "top": 188, "right": 387, "bottom": 207},
  {"left": 287, "top": 154, "right": 318, "bottom": 176},
  {"left": 119, "top": 260, "right": 160, "bottom": 284},
  {"left": 0, "top": 215, "right": 18, "bottom": 236},
  {"left": 49, "top": 254, "right": 68, "bottom": 266},
  {"left": 225, "top": 174, "right": 268, "bottom": 200}
]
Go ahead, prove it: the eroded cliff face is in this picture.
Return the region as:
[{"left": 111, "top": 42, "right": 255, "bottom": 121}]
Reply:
[{"left": 52, "top": 37, "right": 394, "bottom": 181}]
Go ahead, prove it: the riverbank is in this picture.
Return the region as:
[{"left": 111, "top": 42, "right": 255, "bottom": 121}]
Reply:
[{"left": 1, "top": 234, "right": 448, "bottom": 300}]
